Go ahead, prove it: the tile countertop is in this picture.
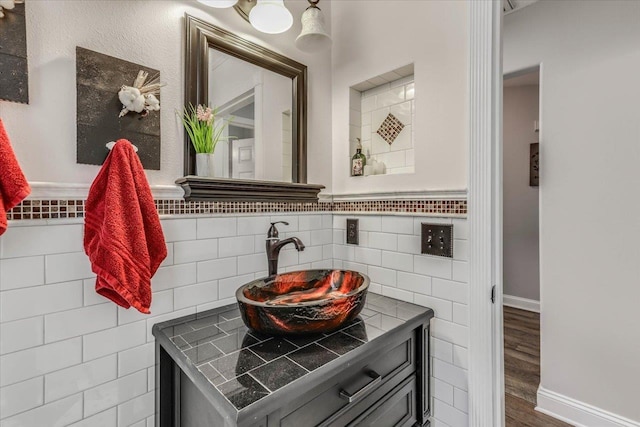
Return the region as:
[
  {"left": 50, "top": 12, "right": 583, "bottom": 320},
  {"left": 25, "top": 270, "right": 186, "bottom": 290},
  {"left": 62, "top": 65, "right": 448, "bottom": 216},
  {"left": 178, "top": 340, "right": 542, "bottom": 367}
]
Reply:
[{"left": 152, "top": 294, "right": 434, "bottom": 424}]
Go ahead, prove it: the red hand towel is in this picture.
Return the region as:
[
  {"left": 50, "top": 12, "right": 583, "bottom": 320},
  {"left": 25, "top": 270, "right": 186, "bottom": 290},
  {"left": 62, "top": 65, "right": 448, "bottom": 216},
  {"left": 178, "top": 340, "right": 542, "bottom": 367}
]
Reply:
[
  {"left": 0, "top": 119, "right": 31, "bottom": 236},
  {"left": 84, "top": 139, "right": 167, "bottom": 313}
]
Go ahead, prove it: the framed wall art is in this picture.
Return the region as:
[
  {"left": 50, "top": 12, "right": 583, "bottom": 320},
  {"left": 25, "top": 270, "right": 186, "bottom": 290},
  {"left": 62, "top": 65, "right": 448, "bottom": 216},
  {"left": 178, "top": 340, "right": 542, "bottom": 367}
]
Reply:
[
  {"left": 76, "top": 46, "right": 162, "bottom": 170},
  {"left": 0, "top": 0, "right": 29, "bottom": 104},
  {"left": 530, "top": 142, "right": 539, "bottom": 187}
]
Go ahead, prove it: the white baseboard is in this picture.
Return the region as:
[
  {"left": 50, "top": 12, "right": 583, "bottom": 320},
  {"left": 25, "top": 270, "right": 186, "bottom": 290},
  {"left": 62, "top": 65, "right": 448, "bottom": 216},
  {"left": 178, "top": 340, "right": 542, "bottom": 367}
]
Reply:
[
  {"left": 537, "top": 386, "right": 640, "bottom": 427},
  {"left": 503, "top": 294, "right": 540, "bottom": 313}
]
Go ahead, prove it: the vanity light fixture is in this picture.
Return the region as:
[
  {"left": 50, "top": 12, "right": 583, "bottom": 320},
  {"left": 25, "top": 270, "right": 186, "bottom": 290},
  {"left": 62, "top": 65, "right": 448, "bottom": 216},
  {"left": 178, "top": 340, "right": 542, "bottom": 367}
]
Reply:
[
  {"left": 295, "top": 0, "right": 331, "bottom": 52},
  {"left": 201, "top": 0, "right": 321, "bottom": 43},
  {"left": 248, "top": 0, "right": 293, "bottom": 34},
  {"left": 200, "top": 0, "right": 294, "bottom": 35},
  {"left": 197, "top": 0, "right": 238, "bottom": 8}
]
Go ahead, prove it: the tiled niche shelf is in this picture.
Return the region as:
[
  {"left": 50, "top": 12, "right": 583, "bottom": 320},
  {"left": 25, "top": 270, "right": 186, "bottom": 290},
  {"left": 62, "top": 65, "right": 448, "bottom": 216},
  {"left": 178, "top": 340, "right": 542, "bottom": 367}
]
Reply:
[{"left": 350, "top": 64, "right": 415, "bottom": 177}]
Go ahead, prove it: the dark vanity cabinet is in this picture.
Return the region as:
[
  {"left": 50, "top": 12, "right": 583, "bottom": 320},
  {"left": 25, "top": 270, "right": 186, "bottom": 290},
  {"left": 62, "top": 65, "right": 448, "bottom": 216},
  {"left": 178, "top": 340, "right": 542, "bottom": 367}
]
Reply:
[{"left": 153, "top": 295, "right": 434, "bottom": 427}]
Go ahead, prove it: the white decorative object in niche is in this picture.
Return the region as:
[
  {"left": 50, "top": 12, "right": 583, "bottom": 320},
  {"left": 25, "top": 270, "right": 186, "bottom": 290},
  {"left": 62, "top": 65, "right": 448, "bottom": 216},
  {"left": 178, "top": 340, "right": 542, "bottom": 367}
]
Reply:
[{"left": 349, "top": 64, "right": 415, "bottom": 176}]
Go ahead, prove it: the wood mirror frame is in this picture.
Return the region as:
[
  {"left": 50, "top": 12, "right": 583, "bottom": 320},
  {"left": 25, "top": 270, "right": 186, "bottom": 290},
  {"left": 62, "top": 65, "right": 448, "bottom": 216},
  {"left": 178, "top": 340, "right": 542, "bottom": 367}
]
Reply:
[{"left": 180, "top": 14, "right": 323, "bottom": 202}]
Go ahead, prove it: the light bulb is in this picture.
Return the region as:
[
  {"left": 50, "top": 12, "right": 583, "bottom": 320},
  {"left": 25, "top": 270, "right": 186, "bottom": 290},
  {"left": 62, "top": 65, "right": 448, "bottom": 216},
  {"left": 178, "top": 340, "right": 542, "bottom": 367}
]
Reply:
[
  {"left": 197, "top": 0, "right": 238, "bottom": 8},
  {"left": 249, "top": 0, "right": 293, "bottom": 34}
]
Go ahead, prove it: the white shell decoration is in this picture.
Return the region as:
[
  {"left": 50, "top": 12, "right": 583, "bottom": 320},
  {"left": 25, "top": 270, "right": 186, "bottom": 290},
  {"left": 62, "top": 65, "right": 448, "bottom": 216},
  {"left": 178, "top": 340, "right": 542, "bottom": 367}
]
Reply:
[
  {"left": 118, "top": 70, "right": 165, "bottom": 118},
  {"left": 0, "top": 0, "right": 20, "bottom": 19}
]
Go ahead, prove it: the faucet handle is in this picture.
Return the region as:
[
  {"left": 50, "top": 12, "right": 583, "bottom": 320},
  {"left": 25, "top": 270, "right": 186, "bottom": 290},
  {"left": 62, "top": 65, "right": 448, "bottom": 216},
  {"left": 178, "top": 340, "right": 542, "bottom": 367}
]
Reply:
[{"left": 268, "top": 221, "right": 289, "bottom": 239}]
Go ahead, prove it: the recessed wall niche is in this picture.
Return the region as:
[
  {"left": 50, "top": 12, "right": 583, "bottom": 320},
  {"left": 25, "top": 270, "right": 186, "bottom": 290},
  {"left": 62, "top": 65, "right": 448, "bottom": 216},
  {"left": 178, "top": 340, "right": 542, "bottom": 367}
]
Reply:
[{"left": 349, "top": 64, "right": 415, "bottom": 176}]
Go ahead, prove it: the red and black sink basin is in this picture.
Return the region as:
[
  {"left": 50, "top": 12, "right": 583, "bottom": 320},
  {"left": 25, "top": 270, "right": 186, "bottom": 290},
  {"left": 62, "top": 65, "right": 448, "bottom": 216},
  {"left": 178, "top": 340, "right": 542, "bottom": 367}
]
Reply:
[{"left": 236, "top": 270, "right": 370, "bottom": 336}]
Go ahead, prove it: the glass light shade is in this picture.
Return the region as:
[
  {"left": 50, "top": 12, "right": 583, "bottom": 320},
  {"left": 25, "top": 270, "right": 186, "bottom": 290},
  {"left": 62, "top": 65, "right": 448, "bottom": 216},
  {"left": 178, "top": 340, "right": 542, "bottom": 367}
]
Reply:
[
  {"left": 295, "top": 6, "right": 332, "bottom": 52},
  {"left": 249, "top": 0, "right": 293, "bottom": 34},
  {"left": 197, "top": 0, "right": 238, "bottom": 8}
]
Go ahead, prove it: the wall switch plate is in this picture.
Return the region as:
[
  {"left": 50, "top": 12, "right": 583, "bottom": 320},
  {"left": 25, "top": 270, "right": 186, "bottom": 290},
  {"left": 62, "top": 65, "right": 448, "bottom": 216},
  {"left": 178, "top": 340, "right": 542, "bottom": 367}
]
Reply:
[
  {"left": 347, "top": 219, "right": 359, "bottom": 245},
  {"left": 421, "top": 223, "right": 453, "bottom": 257}
]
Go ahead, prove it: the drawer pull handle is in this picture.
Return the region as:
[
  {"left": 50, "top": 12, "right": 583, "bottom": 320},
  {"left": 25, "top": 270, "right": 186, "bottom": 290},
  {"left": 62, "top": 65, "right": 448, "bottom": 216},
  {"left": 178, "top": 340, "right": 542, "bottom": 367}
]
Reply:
[{"left": 339, "top": 370, "right": 382, "bottom": 403}]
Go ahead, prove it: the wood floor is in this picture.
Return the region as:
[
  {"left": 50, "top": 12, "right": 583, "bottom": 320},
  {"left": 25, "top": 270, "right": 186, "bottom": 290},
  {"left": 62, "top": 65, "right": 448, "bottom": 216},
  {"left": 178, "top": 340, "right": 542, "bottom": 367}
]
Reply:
[{"left": 503, "top": 306, "right": 570, "bottom": 427}]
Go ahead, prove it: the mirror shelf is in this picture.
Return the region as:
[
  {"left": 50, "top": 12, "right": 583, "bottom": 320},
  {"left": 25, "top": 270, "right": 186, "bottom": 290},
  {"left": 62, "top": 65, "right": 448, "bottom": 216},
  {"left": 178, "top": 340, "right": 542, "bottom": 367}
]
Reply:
[{"left": 176, "top": 176, "right": 324, "bottom": 203}]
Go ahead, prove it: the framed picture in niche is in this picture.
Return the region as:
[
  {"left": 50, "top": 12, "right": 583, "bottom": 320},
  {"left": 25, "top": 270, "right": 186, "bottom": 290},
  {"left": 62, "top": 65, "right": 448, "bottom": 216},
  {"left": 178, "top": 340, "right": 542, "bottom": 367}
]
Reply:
[
  {"left": 76, "top": 47, "right": 161, "bottom": 170},
  {"left": 530, "top": 142, "right": 539, "bottom": 187},
  {"left": 0, "top": 0, "right": 29, "bottom": 104}
]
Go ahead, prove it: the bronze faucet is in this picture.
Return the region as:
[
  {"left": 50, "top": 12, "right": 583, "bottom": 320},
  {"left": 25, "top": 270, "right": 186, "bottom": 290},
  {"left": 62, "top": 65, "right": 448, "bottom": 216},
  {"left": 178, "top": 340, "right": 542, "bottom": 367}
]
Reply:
[{"left": 266, "top": 221, "right": 305, "bottom": 276}]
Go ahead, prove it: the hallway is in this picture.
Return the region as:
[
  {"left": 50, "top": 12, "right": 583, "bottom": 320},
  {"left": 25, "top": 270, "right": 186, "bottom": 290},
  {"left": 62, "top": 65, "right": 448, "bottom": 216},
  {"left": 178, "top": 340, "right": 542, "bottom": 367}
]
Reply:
[{"left": 504, "top": 306, "right": 570, "bottom": 426}]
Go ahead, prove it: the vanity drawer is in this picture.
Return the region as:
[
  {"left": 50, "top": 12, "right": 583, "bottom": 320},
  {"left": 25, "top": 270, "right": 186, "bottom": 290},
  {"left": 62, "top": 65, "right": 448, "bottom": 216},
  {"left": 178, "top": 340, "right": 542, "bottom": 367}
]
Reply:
[
  {"left": 279, "top": 330, "right": 416, "bottom": 427},
  {"left": 346, "top": 375, "right": 418, "bottom": 427}
]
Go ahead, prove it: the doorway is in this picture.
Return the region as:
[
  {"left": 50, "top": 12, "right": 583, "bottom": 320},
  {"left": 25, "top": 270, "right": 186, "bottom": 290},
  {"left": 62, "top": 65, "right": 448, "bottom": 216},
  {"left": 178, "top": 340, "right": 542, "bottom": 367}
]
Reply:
[
  {"left": 470, "top": 1, "right": 640, "bottom": 425},
  {"left": 217, "top": 90, "right": 256, "bottom": 179},
  {"left": 502, "top": 68, "right": 562, "bottom": 427},
  {"left": 503, "top": 69, "right": 540, "bottom": 314},
  {"left": 230, "top": 137, "right": 255, "bottom": 179},
  {"left": 502, "top": 68, "right": 542, "bottom": 421}
]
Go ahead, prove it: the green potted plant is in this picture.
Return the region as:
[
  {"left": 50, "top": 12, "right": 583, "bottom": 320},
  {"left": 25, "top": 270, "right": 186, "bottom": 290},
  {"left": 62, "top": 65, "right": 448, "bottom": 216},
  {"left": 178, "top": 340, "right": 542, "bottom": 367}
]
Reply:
[{"left": 179, "top": 104, "right": 230, "bottom": 177}]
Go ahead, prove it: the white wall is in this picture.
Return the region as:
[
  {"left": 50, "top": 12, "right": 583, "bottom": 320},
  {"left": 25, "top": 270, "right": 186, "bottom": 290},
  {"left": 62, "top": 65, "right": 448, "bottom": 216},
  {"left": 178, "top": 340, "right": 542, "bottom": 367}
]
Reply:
[
  {"left": 505, "top": 1, "right": 640, "bottom": 422},
  {"left": 331, "top": 1, "right": 468, "bottom": 195},
  {"left": 503, "top": 84, "right": 539, "bottom": 301},
  {"left": 260, "top": 71, "right": 291, "bottom": 182},
  {"left": 333, "top": 214, "right": 470, "bottom": 427},
  {"left": 0, "top": 0, "right": 332, "bottom": 191},
  {"left": 282, "top": 112, "right": 292, "bottom": 182},
  {"left": 209, "top": 55, "right": 261, "bottom": 108}
]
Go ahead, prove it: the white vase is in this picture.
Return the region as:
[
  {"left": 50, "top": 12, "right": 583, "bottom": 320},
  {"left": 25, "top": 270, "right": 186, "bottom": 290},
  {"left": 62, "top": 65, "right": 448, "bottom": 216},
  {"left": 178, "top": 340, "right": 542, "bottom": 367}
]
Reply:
[
  {"left": 207, "top": 154, "right": 216, "bottom": 178},
  {"left": 195, "top": 153, "right": 209, "bottom": 177}
]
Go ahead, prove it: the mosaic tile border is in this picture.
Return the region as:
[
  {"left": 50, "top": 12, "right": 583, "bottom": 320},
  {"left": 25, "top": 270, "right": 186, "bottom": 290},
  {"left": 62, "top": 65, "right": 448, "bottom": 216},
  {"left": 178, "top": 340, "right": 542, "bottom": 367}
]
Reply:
[
  {"left": 332, "top": 200, "right": 466, "bottom": 215},
  {"left": 6, "top": 198, "right": 467, "bottom": 221}
]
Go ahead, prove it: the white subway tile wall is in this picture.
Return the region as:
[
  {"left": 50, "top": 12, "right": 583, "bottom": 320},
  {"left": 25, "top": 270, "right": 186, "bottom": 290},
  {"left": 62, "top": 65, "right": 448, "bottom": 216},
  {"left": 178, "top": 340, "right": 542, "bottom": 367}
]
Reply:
[
  {"left": 0, "top": 211, "right": 468, "bottom": 426},
  {"left": 333, "top": 214, "right": 469, "bottom": 427}
]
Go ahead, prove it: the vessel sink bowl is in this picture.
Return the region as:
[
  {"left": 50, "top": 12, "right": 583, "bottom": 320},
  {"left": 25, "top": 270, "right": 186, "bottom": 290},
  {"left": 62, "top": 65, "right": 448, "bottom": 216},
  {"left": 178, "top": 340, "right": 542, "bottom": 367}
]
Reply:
[{"left": 236, "top": 270, "right": 369, "bottom": 335}]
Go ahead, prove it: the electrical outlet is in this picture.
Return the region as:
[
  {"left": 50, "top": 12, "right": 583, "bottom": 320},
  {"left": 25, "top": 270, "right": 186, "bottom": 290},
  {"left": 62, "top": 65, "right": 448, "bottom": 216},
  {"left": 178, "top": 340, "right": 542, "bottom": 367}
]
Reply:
[
  {"left": 421, "top": 223, "right": 453, "bottom": 257},
  {"left": 347, "top": 219, "right": 359, "bottom": 245}
]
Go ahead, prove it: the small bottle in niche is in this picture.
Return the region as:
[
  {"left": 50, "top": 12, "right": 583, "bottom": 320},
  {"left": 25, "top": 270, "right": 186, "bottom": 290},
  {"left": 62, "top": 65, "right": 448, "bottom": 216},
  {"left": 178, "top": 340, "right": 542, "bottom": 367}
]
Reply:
[{"left": 351, "top": 138, "right": 366, "bottom": 176}]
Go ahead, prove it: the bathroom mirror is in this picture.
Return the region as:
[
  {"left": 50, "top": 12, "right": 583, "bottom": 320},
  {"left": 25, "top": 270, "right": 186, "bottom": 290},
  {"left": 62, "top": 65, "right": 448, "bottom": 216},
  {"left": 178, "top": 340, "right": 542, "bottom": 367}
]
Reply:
[
  {"left": 208, "top": 50, "right": 294, "bottom": 182},
  {"left": 181, "top": 14, "right": 323, "bottom": 202}
]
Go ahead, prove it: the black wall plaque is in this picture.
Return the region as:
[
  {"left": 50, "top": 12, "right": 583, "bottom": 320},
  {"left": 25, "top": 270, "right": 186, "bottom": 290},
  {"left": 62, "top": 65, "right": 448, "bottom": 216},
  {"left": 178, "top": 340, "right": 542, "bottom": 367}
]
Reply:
[
  {"left": 530, "top": 142, "right": 539, "bottom": 187},
  {"left": 0, "top": 2, "right": 29, "bottom": 104},
  {"left": 76, "top": 47, "right": 161, "bottom": 170}
]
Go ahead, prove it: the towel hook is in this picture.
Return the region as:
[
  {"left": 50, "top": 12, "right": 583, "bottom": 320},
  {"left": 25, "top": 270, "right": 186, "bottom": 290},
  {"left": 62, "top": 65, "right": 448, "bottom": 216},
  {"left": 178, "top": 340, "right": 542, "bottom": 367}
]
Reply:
[{"left": 106, "top": 141, "right": 138, "bottom": 153}]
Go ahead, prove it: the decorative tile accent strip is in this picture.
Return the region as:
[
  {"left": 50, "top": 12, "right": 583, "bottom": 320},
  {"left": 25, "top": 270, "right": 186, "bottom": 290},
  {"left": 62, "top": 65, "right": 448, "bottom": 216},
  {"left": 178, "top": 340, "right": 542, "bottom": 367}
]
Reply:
[
  {"left": 376, "top": 113, "right": 405, "bottom": 145},
  {"left": 332, "top": 199, "right": 467, "bottom": 215},
  {"left": 154, "top": 200, "right": 332, "bottom": 215},
  {"left": 6, "top": 200, "right": 86, "bottom": 220},
  {"left": 6, "top": 198, "right": 466, "bottom": 221}
]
